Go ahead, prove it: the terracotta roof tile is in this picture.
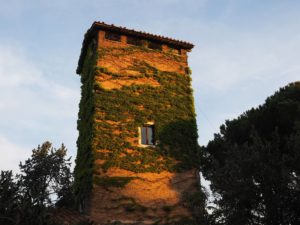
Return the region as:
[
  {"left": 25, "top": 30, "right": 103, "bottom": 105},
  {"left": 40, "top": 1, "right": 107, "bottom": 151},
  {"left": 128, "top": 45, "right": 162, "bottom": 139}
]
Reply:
[
  {"left": 76, "top": 21, "right": 194, "bottom": 74},
  {"left": 91, "top": 21, "right": 194, "bottom": 49}
]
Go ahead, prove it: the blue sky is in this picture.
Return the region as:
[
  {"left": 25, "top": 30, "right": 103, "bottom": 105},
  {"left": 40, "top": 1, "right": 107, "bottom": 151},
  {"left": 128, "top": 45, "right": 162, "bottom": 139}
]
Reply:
[{"left": 0, "top": 0, "right": 299, "bottom": 171}]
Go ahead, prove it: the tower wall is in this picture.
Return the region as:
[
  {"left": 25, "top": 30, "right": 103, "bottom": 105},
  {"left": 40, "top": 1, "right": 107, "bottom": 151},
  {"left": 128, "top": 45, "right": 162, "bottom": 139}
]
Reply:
[{"left": 75, "top": 23, "right": 202, "bottom": 225}]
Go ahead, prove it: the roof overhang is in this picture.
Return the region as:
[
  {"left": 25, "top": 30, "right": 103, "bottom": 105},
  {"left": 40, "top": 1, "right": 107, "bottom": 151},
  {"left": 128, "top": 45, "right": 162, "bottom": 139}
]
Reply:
[{"left": 77, "top": 21, "right": 194, "bottom": 74}]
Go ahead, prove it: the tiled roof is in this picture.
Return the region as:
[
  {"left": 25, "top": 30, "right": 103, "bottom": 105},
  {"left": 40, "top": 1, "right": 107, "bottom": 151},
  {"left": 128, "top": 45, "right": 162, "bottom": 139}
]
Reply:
[
  {"left": 91, "top": 21, "right": 194, "bottom": 49},
  {"left": 76, "top": 21, "right": 194, "bottom": 74}
]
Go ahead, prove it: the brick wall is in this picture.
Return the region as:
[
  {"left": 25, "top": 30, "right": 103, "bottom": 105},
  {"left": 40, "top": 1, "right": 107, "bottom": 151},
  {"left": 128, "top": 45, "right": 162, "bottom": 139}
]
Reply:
[{"left": 77, "top": 27, "right": 201, "bottom": 225}]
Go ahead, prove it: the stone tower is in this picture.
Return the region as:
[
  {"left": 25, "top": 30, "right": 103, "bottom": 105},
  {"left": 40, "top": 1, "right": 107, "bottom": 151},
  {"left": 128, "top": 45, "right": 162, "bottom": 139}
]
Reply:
[{"left": 74, "top": 22, "right": 202, "bottom": 225}]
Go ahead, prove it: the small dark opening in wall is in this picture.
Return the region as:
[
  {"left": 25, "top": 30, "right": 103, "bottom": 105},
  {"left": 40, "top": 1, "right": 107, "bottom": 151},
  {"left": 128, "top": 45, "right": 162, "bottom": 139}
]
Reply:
[
  {"left": 148, "top": 42, "right": 162, "bottom": 51},
  {"left": 105, "top": 31, "right": 121, "bottom": 42},
  {"left": 127, "top": 36, "right": 142, "bottom": 46},
  {"left": 168, "top": 45, "right": 181, "bottom": 54}
]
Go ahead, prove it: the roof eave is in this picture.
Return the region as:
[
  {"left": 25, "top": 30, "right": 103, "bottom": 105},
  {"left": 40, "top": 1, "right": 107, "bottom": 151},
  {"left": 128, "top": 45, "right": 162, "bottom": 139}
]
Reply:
[
  {"left": 76, "top": 22, "right": 194, "bottom": 75},
  {"left": 92, "top": 21, "right": 194, "bottom": 49}
]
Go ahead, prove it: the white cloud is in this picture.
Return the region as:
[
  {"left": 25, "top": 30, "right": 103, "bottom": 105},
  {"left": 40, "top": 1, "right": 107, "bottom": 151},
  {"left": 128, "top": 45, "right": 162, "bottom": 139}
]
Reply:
[
  {"left": 0, "top": 135, "right": 29, "bottom": 172},
  {"left": 187, "top": 17, "right": 300, "bottom": 145},
  {"left": 0, "top": 44, "right": 79, "bottom": 114},
  {"left": 0, "top": 44, "right": 79, "bottom": 167},
  {"left": 190, "top": 30, "right": 300, "bottom": 92},
  {"left": 1, "top": 0, "right": 300, "bottom": 163},
  {"left": 0, "top": 46, "right": 42, "bottom": 87}
]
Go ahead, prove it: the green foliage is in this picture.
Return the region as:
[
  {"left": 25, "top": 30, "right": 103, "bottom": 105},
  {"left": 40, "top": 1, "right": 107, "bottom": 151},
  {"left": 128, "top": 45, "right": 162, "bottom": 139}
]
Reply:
[
  {"left": 0, "top": 171, "right": 19, "bottom": 225},
  {"left": 19, "top": 142, "right": 73, "bottom": 207},
  {"left": 183, "top": 191, "right": 206, "bottom": 209},
  {"left": 74, "top": 44, "right": 200, "bottom": 205},
  {"left": 0, "top": 142, "right": 73, "bottom": 225},
  {"left": 91, "top": 51, "right": 199, "bottom": 173},
  {"left": 201, "top": 82, "right": 300, "bottom": 225},
  {"left": 185, "top": 67, "right": 192, "bottom": 75},
  {"left": 93, "top": 176, "right": 135, "bottom": 188},
  {"left": 182, "top": 190, "right": 209, "bottom": 224},
  {"left": 74, "top": 42, "right": 98, "bottom": 208},
  {"left": 97, "top": 45, "right": 183, "bottom": 62}
]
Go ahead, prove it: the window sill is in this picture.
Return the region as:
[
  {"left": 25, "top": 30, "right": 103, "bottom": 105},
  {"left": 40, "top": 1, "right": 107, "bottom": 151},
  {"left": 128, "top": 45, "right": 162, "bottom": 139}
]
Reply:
[{"left": 138, "top": 144, "right": 156, "bottom": 148}]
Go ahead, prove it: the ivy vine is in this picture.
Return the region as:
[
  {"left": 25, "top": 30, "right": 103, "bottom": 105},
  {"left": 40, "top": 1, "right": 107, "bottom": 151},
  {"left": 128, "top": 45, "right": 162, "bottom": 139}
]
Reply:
[{"left": 74, "top": 41, "right": 200, "bottom": 208}]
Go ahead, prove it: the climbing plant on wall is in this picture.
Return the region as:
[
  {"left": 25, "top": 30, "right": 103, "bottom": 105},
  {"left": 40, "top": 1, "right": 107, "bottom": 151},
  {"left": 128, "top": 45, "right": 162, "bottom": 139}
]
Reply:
[{"left": 74, "top": 40, "right": 200, "bottom": 207}]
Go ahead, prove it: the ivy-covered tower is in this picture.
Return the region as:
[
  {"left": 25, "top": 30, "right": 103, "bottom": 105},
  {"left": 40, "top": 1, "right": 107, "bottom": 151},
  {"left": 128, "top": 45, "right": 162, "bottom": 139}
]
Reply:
[{"left": 74, "top": 22, "right": 202, "bottom": 224}]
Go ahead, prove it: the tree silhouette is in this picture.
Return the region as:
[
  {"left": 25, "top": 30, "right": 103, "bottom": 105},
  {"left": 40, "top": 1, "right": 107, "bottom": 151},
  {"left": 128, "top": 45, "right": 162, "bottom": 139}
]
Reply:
[
  {"left": 0, "top": 141, "right": 73, "bottom": 225},
  {"left": 201, "top": 82, "right": 300, "bottom": 225}
]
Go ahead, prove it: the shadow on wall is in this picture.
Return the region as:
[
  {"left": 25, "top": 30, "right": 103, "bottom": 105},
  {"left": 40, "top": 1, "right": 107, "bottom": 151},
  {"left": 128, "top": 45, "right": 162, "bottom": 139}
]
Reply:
[
  {"left": 87, "top": 119, "right": 206, "bottom": 224},
  {"left": 158, "top": 119, "right": 200, "bottom": 171}
]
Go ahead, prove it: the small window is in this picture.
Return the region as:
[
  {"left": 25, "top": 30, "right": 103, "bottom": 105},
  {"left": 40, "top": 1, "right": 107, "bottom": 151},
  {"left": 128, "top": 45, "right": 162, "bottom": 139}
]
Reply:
[
  {"left": 105, "top": 31, "right": 121, "bottom": 42},
  {"left": 141, "top": 124, "right": 155, "bottom": 145},
  {"left": 168, "top": 45, "right": 181, "bottom": 55},
  {"left": 127, "top": 36, "right": 142, "bottom": 46},
  {"left": 148, "top": 42, "right": 162, "bottom": 51}
]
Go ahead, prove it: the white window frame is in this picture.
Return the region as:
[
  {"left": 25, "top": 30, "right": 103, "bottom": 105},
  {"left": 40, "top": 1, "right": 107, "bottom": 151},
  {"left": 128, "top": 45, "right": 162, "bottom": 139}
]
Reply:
[{"left": 138, "top": 122, "right": 156, "bottom": 147}]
